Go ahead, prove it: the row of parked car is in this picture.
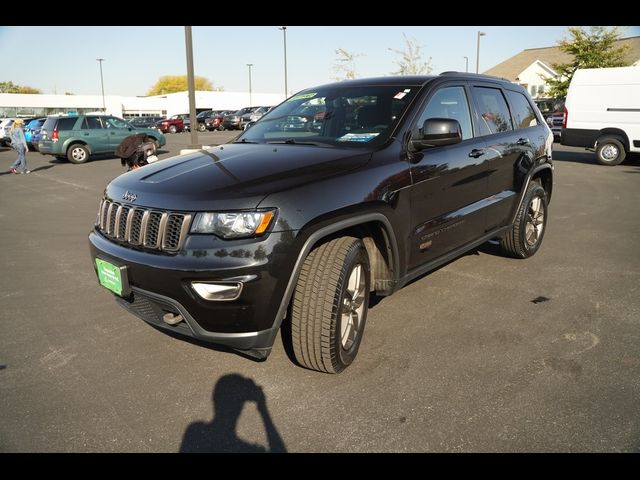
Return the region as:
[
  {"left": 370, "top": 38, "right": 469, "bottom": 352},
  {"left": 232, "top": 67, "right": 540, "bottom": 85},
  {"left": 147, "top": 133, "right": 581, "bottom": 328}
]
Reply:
[
  {"left": 127, "top": 106, "right": 273, "bottom": 134},
  {"left": 1, "top": 114, "right": 167, "bottom": 164}
]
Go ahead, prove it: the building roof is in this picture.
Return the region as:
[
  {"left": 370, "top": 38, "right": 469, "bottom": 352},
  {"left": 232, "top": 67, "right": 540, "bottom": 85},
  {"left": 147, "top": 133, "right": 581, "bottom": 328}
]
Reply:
[{"left": 484, "top": 36, "right": 640, "bottom": 80}]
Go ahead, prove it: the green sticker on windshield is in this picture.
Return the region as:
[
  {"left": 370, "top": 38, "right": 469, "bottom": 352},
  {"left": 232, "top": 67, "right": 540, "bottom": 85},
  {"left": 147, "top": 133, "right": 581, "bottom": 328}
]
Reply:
[{"left": 288, "top": 92, "right": 317, "bottom": 102}]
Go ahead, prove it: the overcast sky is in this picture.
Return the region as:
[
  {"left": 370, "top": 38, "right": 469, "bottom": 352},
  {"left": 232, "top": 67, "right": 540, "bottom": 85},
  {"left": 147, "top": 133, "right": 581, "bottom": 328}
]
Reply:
[{"left": 1, "top": 26, "right": 637, "bottom": 97}]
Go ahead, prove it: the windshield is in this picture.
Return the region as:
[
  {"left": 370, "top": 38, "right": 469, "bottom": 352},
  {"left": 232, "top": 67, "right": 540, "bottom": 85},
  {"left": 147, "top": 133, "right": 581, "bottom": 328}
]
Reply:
[{"left": 237, "top": 84, "right": 420, "bottom": 147}]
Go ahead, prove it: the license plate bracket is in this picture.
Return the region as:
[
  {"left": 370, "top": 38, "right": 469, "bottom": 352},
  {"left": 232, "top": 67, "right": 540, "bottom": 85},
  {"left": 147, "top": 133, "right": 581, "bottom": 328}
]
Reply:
[{"left": 95, "top": 258, "right": 131, "bottom": 297}]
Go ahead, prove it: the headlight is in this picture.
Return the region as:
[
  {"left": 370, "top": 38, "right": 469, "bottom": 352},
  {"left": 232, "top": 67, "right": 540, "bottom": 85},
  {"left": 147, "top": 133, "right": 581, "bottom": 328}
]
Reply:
[{"left": 191, "top": 210, "right": 276, "bottom": 239}]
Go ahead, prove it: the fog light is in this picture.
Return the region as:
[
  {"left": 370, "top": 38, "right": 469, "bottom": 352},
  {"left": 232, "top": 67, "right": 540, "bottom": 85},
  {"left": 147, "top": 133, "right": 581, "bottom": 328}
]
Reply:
[{"left": 192, "top": 282, "right": 243, "bottom": 301}]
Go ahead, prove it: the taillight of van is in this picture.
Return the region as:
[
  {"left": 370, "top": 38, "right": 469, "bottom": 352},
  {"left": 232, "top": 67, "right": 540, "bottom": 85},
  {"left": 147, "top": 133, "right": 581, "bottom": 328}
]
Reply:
[{"left": 562, "top": 106, "right": 568, "bottom": 129}]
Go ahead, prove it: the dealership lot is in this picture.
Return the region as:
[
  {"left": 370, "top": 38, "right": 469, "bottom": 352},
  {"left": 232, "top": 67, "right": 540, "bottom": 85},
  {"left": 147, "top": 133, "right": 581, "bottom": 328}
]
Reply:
[{"left": 1, "top": 136, "right": 639, "bottom": 452}]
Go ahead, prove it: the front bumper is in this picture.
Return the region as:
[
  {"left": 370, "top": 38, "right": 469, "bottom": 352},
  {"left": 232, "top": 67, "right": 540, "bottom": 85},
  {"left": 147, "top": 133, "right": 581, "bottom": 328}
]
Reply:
[{"left": 89, "top": 228, "right": 298, "bottom": 354}]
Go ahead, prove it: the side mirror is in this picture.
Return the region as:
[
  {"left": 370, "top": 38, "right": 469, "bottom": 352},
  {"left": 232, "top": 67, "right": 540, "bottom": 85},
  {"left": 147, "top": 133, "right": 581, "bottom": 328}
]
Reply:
[{"left": 410, "top": 118, "right": 462, "bottom": 151}]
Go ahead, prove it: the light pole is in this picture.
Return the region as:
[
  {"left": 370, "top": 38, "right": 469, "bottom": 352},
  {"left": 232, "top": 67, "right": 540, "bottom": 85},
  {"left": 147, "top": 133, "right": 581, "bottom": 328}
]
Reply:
[
  {"left": 246, "top": 63, "right": 253, "bottom": 107},
  {"left": 463, "top": 56, "right": 469, "bottom": 73},
  {"left": 476, "top": 31, "right": 486, "bottom": 74},
  {"left": 96, "top": 58, "right": 106, "bottom": 112},
  {"left": 278, "top": 26, "right": 288, "bottom": 99}
]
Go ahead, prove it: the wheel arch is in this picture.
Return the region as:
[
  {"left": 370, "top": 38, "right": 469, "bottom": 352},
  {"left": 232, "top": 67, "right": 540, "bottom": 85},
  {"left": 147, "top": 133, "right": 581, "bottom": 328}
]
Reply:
[
  {"left": 64, "top": 139, "right": 91, "bottom": 154},
  {"left": 509, "top": 163, "right": 553, "bottom": 225},
  {"left": 271, "top": 212, "right": 400, "bottom": 335},
  {"left": 597, "top": 128, "right": 629, "bottom": 151}
]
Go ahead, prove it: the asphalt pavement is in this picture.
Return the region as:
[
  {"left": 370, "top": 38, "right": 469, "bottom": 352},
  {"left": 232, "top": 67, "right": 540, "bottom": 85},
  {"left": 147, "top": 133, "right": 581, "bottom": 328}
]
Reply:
[{"left": 1, "top": 135, "right": 639, "bottom": 452}]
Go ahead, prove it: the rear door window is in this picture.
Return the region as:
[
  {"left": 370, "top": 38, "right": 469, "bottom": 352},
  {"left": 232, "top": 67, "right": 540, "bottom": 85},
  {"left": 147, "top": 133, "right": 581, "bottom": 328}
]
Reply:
[
  {"left": 506, "top": 90, "right": 538, "bottom": 129},
  {"left": 82, "top": 117, "right": 104, "bottom": 129},
  {"left": 472, "top": 87, "right": 513, "bottom": 135}
]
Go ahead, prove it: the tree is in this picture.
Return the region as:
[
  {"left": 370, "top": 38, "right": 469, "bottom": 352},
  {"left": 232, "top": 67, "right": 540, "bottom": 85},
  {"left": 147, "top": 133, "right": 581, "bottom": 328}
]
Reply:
[
  {"left": 332, "top": 48, "right": 364, "bottom": 81},
  {"left": 146, "top": 75, "right": 221, "bottom": 96},
  {"left": 545, "top": 26, "right": 630, "bottom": 99},
  {"left": 0, "top": 81, "right": 41, "bottom": 94},
  {"left": 389, "top": 33, "right": 433, "bottom": 75}
]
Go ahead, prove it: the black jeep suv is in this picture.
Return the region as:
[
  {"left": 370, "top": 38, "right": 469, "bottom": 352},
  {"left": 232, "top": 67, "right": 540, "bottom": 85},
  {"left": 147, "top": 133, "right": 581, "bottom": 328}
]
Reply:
[{"left": 89, "top": 73, "right": 553, "bottom": 373}]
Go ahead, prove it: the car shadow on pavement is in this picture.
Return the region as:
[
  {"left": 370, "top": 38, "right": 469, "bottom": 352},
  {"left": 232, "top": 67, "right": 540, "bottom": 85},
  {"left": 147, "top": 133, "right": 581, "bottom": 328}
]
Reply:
[{"left": 179, "top": 374, "right": 287, "bottom": 453}]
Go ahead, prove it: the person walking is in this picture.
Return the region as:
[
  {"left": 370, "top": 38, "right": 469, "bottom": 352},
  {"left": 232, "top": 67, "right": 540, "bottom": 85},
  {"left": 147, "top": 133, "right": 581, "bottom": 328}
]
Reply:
[{"left": 9, "top": 118, "right": 30, "bottom": 174}]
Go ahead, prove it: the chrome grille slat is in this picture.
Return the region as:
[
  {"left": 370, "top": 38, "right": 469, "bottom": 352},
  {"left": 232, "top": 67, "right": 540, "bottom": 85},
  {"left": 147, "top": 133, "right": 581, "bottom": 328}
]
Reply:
[{"left": 96, "top": 199, "right": 190, "bottom": 253}]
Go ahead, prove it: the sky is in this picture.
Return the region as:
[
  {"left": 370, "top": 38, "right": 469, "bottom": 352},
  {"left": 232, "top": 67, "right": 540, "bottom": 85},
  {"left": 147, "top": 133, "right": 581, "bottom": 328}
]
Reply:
[{"left": 1, "top": 26, "right": 638, "bottom": 98}]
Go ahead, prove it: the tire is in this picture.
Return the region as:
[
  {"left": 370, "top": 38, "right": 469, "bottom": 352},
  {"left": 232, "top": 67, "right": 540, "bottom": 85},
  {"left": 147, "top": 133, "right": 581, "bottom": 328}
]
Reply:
[
  {"left": 169, "top": 125, "right": 177, "bottom": 134},
  {"left": 198, "top": 123, "right": 206, "bottom": 132},
  {"left": 218, "top": 125, "right": 225, "bottom": 131},
  {"left": 595, "top": 136, "right": 626, "bottom": 166},
  {"left": 500, "top": 180, "right": 548, "bottom": 259},
  {"left": 67, "top": 144, "right": 89, "bottom": 164},
  {"left": 291, "top": 237, "right": 370, "bottom": 373}
]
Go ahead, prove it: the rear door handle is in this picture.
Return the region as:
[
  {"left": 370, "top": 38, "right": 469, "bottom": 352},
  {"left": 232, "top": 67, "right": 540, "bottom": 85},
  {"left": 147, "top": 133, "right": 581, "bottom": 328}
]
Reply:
[
  {"left": 516, "top": 137, "right": 530, "bottom": 145},
  {"left": 469, "top": 148, "right": 485, "bottom": 158}
]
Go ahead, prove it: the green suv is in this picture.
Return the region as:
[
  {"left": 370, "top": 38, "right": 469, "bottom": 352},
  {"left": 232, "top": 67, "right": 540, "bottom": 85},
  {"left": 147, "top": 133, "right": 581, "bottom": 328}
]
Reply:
[{"left": 38, "top": 115, "right": 166, "bottom": 164}]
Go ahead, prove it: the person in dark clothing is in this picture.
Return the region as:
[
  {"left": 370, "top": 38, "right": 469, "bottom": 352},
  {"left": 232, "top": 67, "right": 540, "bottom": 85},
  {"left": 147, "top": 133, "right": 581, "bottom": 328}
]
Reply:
[{"left": 115, "top": 133, "right": 157, "bottom": 171}]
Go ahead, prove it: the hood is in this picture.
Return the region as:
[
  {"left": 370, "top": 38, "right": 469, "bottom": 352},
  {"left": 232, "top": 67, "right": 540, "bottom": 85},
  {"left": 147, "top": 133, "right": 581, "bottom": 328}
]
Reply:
[{"left": 106, "top": 143, "right": 371, "bottom": 211}]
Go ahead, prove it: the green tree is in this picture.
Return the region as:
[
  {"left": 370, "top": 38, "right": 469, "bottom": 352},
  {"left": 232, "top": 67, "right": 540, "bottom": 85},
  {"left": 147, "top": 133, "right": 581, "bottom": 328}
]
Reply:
[
  {"left": 146, "top": 75, "right": 221, "bottom": 95},
  {"left": 545, "top": 26, "right": 630, "bottom": 99},
  {"left": 0, "top": 81, "right": 41, "bottom": 94},
  {"left": 389, "top": 33, "right": 433, "bottom": 75},
  {"left": 332, "top": 48, "right": 364, "bottom": 81}
]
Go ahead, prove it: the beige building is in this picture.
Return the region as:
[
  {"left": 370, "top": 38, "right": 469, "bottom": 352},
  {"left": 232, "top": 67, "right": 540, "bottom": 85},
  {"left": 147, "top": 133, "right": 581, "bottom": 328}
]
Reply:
[{"left": 484, "top": 36, "right": 640, "bottom": 98}]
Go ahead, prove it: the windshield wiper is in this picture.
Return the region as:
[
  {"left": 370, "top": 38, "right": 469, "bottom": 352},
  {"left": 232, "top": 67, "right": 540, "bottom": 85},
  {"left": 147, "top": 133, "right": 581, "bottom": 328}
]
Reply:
[
  {"left": 232, "top": 138, "right": 259, "bottom": 144},
  {"left": 267, "top": 139, "right": 323, "bottom": 146}
]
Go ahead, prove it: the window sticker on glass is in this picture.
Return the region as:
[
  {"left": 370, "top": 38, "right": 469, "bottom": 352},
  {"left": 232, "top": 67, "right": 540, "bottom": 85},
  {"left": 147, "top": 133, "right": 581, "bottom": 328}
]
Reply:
[
  {"left": 394, "top": 92, "right": 407, "bottom": 100},
  {"left": 337, "top": 133, "right": 380, "bottom": 142},
  {"left": 403, "top": 89, "right": 411, "bottom": 93},
  {"left": 288, "top": 92, "right": 317, "bottom": 102}
]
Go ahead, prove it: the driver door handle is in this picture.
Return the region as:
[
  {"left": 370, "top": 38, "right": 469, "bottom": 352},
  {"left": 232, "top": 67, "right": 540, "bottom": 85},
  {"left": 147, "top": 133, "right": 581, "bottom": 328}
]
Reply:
[{"left": 469, "top": 148, "right": 485, "bottom": 158}]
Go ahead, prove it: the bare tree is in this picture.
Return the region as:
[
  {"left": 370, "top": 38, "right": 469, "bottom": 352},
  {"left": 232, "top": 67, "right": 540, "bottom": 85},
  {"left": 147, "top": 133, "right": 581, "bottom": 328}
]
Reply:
[
  {"left": 389, "top": 33, "right": 433, "bottom": 75},
  {"left": 332, "top": 48, "right": 364, "bottom": 81}
]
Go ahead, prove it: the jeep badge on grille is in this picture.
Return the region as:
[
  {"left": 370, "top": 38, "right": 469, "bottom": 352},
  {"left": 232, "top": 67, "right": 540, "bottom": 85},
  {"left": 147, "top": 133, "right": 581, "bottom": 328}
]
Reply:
[{"left": 122, "top": 191, "right": 138, "bottom": 202}]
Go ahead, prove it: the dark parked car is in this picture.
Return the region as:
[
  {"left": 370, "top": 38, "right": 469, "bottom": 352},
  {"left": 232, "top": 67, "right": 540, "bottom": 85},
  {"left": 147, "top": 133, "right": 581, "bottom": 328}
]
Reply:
[
  {"left": 222, "top": 107, "right": 258, "bottom": 130},
  {"left": 128, "top": 116, "right": 164, "bottom": 129},
  {"left": 90, "top": 73, "right": 553, "bottom": 373}
]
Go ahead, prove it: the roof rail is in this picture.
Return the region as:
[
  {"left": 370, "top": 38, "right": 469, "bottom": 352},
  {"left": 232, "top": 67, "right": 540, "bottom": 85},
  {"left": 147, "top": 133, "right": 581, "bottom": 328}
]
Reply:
[{"left": 439, "top": 71, "right": 510, "bottom": 82}]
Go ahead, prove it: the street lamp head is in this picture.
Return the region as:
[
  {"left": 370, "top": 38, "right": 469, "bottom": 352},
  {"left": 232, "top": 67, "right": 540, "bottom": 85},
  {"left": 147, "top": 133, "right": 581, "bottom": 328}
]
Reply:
[
  {"left": 279, "top": 26, "right": 286, "bottom": 31},
  {"left": 478, "top": 31, "right": 486, "bottom": 36}
]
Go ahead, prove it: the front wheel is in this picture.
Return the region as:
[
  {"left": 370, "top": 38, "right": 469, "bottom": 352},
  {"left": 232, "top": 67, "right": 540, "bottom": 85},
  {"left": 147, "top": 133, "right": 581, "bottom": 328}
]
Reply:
[
  {"left": 500, "top": 180, "right": 548, "bottom": 258},
  {"left": 291, "top": 237, "right": 370, "bottom": 373},
  {"left": 198, "top": 123, "right": 206, "bottom": 132},
  {"left": 595, "top": 136, "right": 626, "bottom": 166}
]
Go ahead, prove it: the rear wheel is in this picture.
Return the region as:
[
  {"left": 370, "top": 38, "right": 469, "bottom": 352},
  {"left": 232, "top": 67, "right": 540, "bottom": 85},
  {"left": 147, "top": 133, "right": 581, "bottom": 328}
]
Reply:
[
  {"left": 291, "top": 237, "right": 370, "bottom": 373},
  {"left": 198, "top": 123, "right": 206, "bottom": 132},
  {"left": 67, "top": 144, "right": 89, "bottom": 164},
  {"left": 500, "top": 180, "right": 548, "bottom": 258},
  {"left": 169, "top": 125, "right": 177, "bottom": 134},
  {"left": 595, "top": 136, "right": 626, "bottom": 166}
]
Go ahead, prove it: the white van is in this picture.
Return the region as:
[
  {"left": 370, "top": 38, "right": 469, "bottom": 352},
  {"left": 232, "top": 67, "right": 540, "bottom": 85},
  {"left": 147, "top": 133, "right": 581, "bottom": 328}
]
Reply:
[{"left": 561, "top": 66, "right": 640, "bottom": 165}]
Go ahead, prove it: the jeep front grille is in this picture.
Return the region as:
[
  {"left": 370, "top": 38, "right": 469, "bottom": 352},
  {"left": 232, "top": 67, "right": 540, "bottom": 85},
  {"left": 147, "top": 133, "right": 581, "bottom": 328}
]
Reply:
[{"left": 97, "top": 199, "right": 191, "bottom": 252}]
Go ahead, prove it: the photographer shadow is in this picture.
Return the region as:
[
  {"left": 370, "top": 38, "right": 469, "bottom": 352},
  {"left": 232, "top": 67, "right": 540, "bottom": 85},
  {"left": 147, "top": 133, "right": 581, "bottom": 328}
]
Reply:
[{"left": 179, "top": 373, "right": 287, "bottom": 453}]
